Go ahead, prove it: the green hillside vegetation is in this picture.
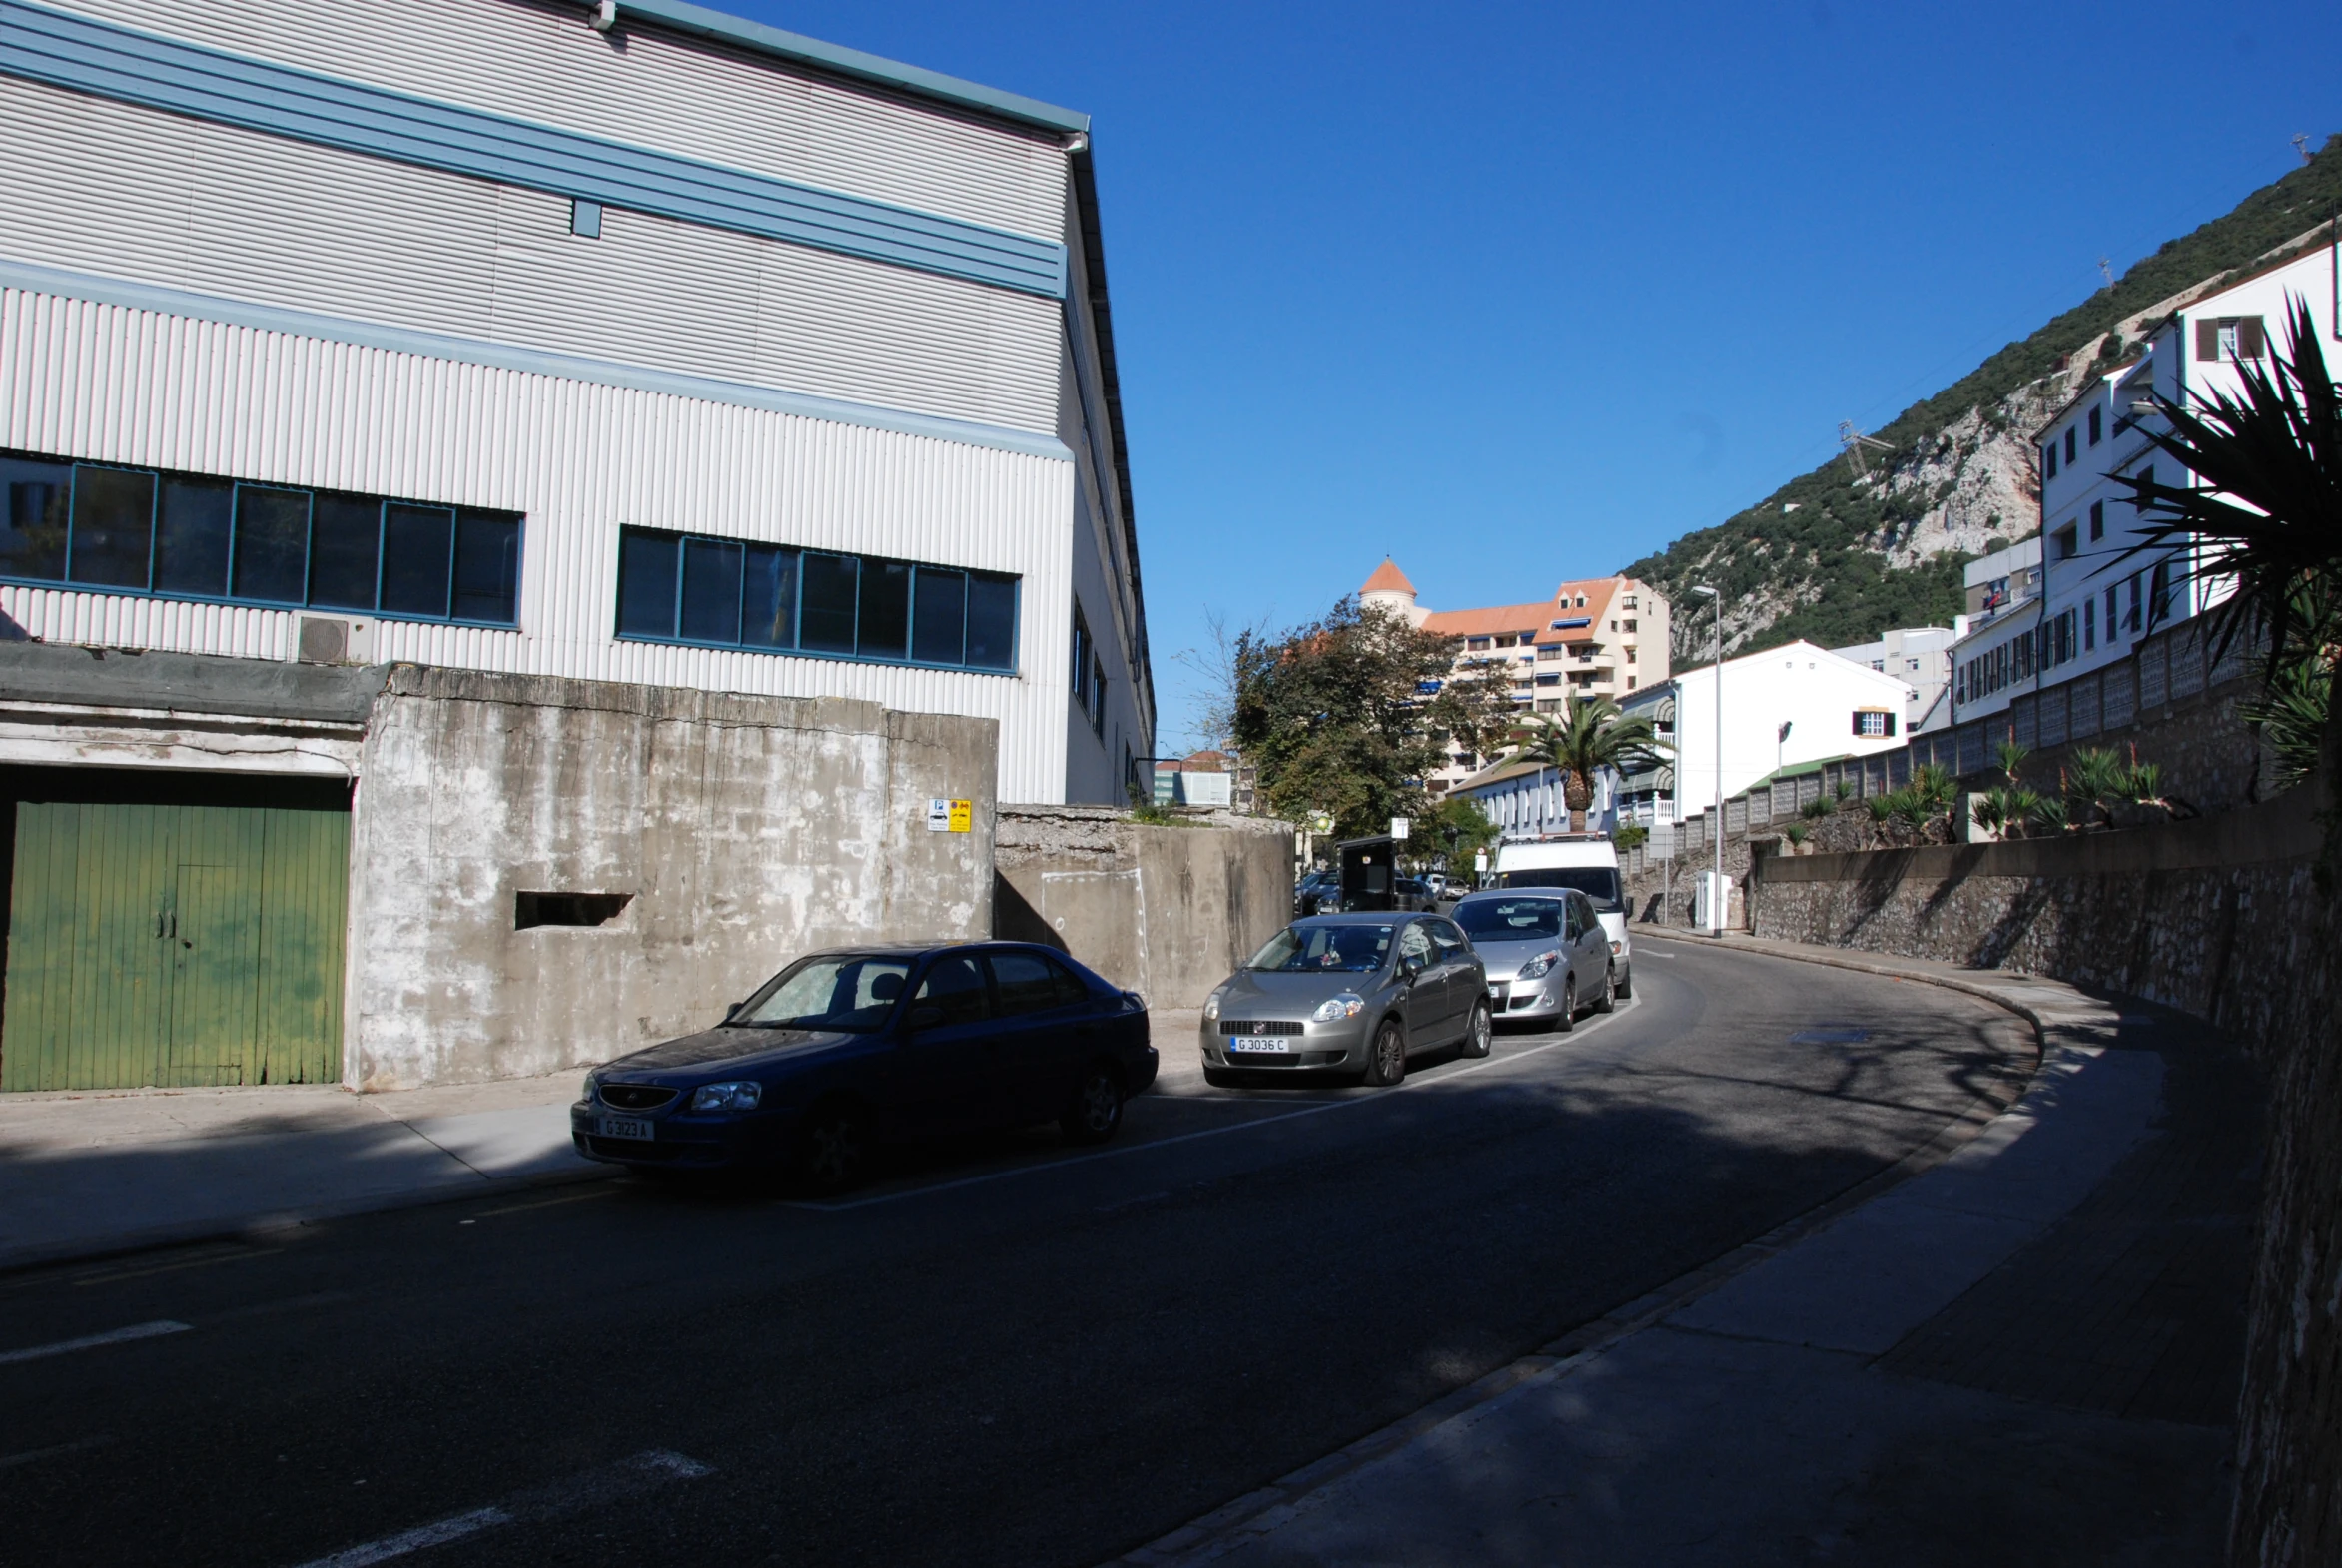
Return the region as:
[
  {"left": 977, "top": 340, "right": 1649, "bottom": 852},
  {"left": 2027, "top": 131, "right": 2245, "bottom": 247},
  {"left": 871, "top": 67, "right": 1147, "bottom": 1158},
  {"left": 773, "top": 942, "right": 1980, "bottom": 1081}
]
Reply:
[{"left": 1625, "top": 135, "right": 2342, "bottom": 657}]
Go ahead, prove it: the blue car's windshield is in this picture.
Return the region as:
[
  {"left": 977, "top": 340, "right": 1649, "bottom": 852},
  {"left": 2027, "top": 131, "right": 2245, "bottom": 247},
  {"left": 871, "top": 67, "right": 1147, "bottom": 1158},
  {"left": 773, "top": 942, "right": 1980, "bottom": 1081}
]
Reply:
[
  {"left": 1455, "top": 899, "right": 1566, "bottom": 940},
  {"left": 735, "top": 954, "right": 913, "bottom": 1032},
  {"left": 1247, "top": 924, "right": 1393, "bottom": 973}
]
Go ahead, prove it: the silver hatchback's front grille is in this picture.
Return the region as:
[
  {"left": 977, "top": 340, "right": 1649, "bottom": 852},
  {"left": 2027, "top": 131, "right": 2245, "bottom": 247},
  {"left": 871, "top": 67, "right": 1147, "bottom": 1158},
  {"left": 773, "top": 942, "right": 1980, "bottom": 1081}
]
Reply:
[{"left": 1220, "top": 1019, "right": 1305, "bottom": 1036}]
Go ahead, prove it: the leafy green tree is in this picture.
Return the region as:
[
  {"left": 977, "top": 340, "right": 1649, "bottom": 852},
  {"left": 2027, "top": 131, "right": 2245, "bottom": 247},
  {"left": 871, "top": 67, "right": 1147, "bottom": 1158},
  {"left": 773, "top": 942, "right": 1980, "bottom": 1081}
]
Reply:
[
  {"left": 1510, "top": 696, "right": 1672, "bottom": 832},
  {"left": 1419, "top": 794, "right": 1501, "bottom": 877},
  {"left": 1232, "top": 597, "right": 1458, "bottom": 840},
  {"left": 1423, "top": 660, "right": 1520, "bottom": 769}
]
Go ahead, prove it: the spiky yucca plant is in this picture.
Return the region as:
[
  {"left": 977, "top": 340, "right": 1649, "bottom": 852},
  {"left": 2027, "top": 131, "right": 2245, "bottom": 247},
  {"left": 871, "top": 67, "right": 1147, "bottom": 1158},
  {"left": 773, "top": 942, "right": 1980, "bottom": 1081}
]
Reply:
[{"left": 2114, "top": 295, "right": 2342, "bottom": 683}]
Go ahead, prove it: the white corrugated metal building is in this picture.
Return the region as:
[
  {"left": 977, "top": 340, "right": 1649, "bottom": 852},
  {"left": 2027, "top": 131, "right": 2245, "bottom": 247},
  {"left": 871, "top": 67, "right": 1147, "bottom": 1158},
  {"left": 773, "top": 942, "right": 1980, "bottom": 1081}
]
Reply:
[
  {"left": 0, "top": 0, "right": 1152, "bottom": 803},
  {"left": 0, "top": 0, "right": 1155, "bottom": 1091}
]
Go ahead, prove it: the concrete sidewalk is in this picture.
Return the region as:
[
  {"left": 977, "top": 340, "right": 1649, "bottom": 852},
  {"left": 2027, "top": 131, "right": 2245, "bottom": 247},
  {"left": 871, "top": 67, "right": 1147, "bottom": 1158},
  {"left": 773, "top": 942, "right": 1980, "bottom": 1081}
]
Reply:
[
  {"left": 1118, "top": 935, "right": 2256, "bottom": 1566},
  {"left": 0, "top": 1069, "right": 597, "bottom": 1273}
]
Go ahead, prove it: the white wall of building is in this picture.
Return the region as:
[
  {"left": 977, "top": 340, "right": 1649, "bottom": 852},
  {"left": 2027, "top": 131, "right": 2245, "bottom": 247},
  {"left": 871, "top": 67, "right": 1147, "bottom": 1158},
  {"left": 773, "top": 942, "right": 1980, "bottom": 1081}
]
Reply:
[
  {"left": 1828, "top": 625, "right": 1959, "bottom": 730},
  {"left": 1617, "top": 641, "right": 1916, "bottom": 823},
  {"left": 1955, "top": 244, "right": 2337, "bottom": 730}
]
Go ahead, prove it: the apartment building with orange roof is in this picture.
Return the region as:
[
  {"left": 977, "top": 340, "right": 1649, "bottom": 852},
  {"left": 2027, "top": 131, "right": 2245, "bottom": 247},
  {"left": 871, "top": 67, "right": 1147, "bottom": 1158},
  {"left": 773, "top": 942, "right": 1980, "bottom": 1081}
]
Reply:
[{"left": 1357, "top": 560, "right": 1670, "bottom": 791}]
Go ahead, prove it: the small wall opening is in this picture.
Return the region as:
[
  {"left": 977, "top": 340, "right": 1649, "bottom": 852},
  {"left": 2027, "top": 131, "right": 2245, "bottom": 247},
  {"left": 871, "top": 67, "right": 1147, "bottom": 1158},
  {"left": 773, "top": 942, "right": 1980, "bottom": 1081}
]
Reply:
[{"left": 515, "top": 891, "right": 633, "bottom": 930}]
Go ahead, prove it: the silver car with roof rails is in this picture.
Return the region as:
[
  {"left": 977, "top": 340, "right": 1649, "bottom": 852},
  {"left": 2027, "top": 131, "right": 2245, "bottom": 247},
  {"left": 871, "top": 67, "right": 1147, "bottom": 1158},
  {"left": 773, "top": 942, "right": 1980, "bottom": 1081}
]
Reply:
[
  {"left": 1200, "top": 912, "right": 1491, "bottom": 1087},
  {"left": 1451, "top": 889, "right": 1617, "bottom": 1030}
]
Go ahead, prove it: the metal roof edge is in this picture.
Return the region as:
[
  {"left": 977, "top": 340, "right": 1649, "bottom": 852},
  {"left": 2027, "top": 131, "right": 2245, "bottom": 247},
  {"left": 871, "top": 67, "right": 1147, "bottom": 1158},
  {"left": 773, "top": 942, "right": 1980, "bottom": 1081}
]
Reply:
[{"left": 611, "top": 0, "right": 1090, "bottom": 135}]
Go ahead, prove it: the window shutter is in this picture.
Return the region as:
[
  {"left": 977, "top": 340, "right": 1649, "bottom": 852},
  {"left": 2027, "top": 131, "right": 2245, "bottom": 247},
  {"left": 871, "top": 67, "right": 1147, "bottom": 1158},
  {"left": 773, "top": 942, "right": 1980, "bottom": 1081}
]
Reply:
[
  {"left": 2196, "top": 319, "right": 2219, "bottom": 360},
  {"left": 2238, "top": 316, "right": 2265, "bottom": 358},
  {"left": 1885, "top": 713, "right": 1897, "bottom": 738},
  {"left": 1852, "top": 711, "right": 1864, "bottom": 737}
]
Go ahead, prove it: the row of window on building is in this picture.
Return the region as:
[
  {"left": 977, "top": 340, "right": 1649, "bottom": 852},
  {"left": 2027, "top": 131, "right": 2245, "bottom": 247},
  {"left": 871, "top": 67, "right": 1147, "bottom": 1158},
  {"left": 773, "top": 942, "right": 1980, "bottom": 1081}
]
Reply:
[
  {"left": 1070, "top": 608, "right": 1107, "bottom": 734},
  {"left": 1953, "top": 565, "right": 2175, "bottom": 706},
  {"left": 0, "top": 448, "right": 1026, "bottom": 675},
  {"left": 1, "top": 451, "right": 520, "bottom": 625},
  {"left": 614, "top": 528, "right": 1016, "bottom": 671}
]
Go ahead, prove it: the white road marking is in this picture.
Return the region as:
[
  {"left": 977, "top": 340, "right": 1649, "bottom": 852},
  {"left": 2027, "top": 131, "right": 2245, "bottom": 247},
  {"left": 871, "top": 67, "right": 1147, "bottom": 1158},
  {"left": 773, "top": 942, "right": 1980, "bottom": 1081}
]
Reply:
[
  {"left": 0, "top": 1433, "right": 114, "bottom": 1471},
  {"left": 475, "top": 1187, "right": 615, "bottom": 1218},
  {"left": 0, "top": 1319, "right": 191, "bottom": 1366},
  {"left": 790, "top": 1001, "right": 1637, "bottom": 1212},
  {"left": 297, "top": 1506, "right": 510, "bottom": 1567},
  {"left": 288, "top": 1449, "right": 712, "bottom": 1568}
]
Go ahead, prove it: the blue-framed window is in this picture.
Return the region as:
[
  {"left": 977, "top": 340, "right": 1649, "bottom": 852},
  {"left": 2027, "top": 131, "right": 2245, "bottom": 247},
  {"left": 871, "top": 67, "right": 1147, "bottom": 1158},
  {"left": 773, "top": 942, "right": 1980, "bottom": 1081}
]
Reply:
[
  {"left": 0, "top": 448, "right": 521, "bottom": 625},
  {"left": 614, "top": 526, "right": 1017, "bottom": 673}
]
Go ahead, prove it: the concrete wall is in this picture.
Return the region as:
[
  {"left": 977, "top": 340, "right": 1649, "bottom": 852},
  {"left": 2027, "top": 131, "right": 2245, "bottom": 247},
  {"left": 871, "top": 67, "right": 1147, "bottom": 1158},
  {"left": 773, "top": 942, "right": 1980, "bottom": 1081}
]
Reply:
[
  {"left": 994, "top": 805, "right": 1294, "bottom": 1007},
  {"left": 347, "top": 668, "right": 996, "bottom": 1090}
]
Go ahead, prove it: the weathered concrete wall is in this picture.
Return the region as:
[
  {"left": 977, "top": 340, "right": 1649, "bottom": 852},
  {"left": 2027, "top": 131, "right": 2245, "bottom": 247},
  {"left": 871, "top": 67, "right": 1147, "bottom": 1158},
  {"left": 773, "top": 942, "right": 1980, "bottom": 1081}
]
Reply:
[
  {"left": 347, "top": 668, "right": 996, "bottom": 1090},
  {"left": 994, "top": 805, "right": 1294, "bottom": 1007}
]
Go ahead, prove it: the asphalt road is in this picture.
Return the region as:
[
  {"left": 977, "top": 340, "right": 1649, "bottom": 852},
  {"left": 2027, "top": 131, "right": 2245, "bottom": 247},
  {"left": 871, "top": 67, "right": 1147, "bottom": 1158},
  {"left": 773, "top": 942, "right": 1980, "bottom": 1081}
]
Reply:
[{"left": 0, "top": 938, "right": 2031, "bottom": 1568}]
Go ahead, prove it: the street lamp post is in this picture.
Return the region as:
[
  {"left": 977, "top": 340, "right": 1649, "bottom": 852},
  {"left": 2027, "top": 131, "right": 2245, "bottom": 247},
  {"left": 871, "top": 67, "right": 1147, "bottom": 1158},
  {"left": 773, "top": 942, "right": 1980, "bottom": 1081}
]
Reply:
[{"left": 1691, "top": 585, "right": 1723, "bottom": 932}]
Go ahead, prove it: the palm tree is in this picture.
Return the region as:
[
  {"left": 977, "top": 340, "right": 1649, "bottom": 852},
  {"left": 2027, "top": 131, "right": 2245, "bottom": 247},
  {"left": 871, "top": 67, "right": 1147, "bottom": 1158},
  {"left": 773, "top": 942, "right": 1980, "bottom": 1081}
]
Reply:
[{"left": 1510, "top": 696, "right": 1672, "bottom": 833}]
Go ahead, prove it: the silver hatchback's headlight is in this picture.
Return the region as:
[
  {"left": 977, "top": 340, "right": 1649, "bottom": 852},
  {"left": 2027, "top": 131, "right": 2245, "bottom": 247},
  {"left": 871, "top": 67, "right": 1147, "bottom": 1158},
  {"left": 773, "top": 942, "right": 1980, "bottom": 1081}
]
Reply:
[
  {"left": 1518, "top": 950, "right": 1563, "bottom": 980},
  {"left": 690, "top": 1081, "right": 763, "bottom": 1113},
  {"left": 1203, "top": 991, "right": 1223, "bottom": 1022},
  {"left": 1310, "top": 993, "right": 1366, "bottom": 1023}
]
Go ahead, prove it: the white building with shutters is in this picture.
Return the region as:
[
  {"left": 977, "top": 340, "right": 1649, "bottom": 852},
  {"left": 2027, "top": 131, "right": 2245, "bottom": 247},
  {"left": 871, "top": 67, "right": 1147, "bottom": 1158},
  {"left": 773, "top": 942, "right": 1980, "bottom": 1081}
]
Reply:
[
  {"left": 0, "top": 0, "right": 1151, "bottom": 805},
  {"left": 1952, "top": 242, "right": 2337, "bottom": 728},
  {"left": 1611, "top": 641, "right": 1918, "bottom": 826}
]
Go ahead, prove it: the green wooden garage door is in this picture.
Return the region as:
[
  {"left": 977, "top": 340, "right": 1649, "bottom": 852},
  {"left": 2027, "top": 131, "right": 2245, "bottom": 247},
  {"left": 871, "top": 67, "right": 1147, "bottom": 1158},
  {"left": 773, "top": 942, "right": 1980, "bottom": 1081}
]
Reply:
[{"left": 1, "top": 802, "right": 349, "bottom": 1091}]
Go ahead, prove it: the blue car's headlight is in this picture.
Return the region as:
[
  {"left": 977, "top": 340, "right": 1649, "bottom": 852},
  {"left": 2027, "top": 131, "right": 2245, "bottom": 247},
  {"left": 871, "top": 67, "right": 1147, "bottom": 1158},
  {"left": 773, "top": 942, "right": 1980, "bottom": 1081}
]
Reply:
[
  {"left": 690, "top": 1081, "right": 763, "bottom": 1113},
  {"left": 1518, "top": 950, "right": 1563, "bottom": 980},
  {"left": 1310, "top": 993, "right": 1365, "bottom": 1023},
  {"left": 581, "top": 1074, "right": 598, "bottom": 1105}
]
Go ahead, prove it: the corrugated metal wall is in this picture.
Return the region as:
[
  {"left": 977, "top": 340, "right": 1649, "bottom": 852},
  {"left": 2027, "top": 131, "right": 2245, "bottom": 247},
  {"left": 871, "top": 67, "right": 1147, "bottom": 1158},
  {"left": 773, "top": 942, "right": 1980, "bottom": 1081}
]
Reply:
[
  {"left": 56, "top": 0, "right": 1068, "bottom": 241},
  {"left": 0, "top": 77, "right": 1061, "bottom": 434},
  {"left": 0, "top": 279, "right": 1079, "bottom": 801}
]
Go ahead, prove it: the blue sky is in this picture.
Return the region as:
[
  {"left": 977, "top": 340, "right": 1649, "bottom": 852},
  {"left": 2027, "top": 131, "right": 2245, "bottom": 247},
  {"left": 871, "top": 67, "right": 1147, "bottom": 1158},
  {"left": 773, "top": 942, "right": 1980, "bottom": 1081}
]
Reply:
[{"left": 742, "top": 0, "right": 2339, "bottom": 751}]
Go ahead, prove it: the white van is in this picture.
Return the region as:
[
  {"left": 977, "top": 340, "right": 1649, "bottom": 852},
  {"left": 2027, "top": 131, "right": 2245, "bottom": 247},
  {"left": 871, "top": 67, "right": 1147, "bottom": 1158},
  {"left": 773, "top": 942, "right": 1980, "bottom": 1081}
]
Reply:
[{"left": 1490, "top": 837, "right": 1632, "bottom": 997}]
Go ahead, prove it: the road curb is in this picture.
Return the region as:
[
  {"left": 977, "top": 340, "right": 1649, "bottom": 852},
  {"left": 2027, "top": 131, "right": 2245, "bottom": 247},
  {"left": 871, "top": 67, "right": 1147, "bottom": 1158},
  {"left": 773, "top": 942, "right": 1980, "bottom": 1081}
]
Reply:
[
  {"left": 0, "top": 1161, "right": 609, "bottom": 1281},
  {"left": 1108, "top": 934, "right": 2062, "bottom": 1567}
]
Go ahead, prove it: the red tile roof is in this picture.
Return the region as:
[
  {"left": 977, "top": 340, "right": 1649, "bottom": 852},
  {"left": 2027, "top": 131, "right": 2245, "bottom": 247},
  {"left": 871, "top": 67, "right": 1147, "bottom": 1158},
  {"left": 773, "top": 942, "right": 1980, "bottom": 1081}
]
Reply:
[{"left": 1360, "top": 558, "right": 1417, "bottom": 595}]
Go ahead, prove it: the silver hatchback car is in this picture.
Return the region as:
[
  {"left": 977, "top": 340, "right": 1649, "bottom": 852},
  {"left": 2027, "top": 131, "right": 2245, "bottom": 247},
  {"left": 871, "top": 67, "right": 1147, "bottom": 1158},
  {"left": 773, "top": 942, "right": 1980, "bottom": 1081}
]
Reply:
[
  {"left": 1450, "top": 889, "right": 1617, "bottom": 1029},
  {"left": 1200, "top": 913, "right": 1491, "bottom": 1087}
]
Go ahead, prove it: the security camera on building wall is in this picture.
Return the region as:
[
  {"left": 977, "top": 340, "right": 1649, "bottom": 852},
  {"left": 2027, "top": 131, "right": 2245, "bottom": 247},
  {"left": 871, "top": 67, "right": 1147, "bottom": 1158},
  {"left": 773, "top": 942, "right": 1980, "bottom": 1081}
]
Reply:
[{"left": 588, "top": 0, "right": 616, "bottom": 31}]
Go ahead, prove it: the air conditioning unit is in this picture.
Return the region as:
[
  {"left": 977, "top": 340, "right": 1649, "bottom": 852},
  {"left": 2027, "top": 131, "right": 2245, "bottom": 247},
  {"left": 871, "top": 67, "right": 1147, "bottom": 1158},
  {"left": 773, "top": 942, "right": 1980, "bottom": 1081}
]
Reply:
[{"left": 295, "top": 616, "right": 376, "bottom": 665}]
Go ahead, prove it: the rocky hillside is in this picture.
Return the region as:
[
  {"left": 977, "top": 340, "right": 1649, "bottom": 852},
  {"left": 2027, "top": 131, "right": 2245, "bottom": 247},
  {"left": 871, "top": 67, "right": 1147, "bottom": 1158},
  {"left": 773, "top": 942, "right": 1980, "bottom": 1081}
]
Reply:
[{"left": 1625, "top": 136, "right": 2342, "bottom": 664}]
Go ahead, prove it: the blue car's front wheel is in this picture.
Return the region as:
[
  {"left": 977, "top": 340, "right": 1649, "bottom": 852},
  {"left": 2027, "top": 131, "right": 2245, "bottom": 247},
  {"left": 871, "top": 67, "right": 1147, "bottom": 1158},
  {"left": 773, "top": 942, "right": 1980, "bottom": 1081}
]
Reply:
[
  {"left": 797, "top": 1102, "right": 871, "bottom": 1194},
  {"left": 1062, "top": 1063, "right": 1124, "bottom": 1144}
]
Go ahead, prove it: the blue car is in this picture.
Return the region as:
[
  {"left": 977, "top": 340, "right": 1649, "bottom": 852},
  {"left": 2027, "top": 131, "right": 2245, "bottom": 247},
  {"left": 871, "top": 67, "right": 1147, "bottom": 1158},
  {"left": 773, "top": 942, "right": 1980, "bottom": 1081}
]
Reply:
[{"left": 572, "top": 941, "right": 1157, "bottom": 1191}]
